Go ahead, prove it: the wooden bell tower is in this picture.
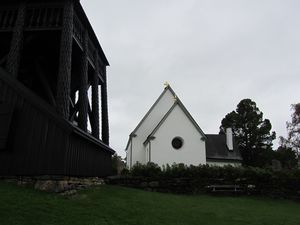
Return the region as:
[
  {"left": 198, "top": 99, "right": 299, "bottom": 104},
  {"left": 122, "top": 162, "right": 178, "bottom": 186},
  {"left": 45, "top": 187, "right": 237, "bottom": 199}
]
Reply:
[
  {"left": 0, "top": 0, "right": 109, "bottom": 143},
  {"left": 0, "top": 0, "right": 114, "bottom": 177}
]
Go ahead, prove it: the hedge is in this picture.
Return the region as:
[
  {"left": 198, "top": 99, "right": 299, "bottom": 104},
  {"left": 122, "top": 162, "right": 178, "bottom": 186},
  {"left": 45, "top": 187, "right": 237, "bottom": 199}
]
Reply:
[{"left": 108, "top": 163, "right": 300, "bottom": 199}]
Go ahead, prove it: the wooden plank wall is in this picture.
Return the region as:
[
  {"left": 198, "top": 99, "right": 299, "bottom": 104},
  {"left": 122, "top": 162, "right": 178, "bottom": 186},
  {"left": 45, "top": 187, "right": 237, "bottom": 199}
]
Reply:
[{"left": 0, "top": 69, "right": 113, "bottom": 177}]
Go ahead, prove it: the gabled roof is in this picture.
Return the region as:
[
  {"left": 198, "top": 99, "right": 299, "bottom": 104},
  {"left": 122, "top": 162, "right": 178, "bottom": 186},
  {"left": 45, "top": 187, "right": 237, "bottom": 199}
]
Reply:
[
  {"left": 126, "top": 84, "right": 206, "bottom": 150},
  {"left": 144, "top": 95, "right": 207, "bottom": 145},
  {"left": 130, "top": 85, "right": 175, "bottom": 136},
  {"left": 205, "top": 134, "right": 242, "bottom": 161},
  {"left": 125, "top": 85, "right": 174, "bottom": 150}
]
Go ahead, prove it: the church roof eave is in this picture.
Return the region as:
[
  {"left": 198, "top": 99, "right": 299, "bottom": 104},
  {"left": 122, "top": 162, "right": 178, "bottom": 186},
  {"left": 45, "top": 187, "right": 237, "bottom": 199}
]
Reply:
[
  {"left": 129, "top": 86, "right": 172, "bottom": 136},
  {"left": 144, "top": 99, "right": 207, "bottom": 145}
]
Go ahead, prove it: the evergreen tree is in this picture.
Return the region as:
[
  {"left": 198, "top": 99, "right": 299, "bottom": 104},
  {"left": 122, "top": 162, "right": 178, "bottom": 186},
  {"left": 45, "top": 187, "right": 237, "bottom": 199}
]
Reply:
[{"left": 220, "top": 99, "right": 276, "bottom": 167}]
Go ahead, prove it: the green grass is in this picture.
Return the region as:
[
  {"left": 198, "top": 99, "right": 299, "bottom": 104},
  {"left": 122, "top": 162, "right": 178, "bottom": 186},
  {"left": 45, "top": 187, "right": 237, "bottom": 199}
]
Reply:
[{"left": 0, "top": 182, "right": 300, "bottom": 225}]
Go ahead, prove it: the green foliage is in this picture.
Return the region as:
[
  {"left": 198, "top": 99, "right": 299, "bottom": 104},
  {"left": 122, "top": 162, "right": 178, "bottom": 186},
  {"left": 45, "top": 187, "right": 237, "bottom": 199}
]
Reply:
[
  {"left": 127, "top": 162, "right": 300, "bottom": 198},
  {"left": 220, "top": 99, "right": 276, "bottom": 167},
  {"left": 131, "top": 162, "right": 162, "bottom": 177},
  {"left": 163, "top": 163, "right": 190, "bottom": 178},
  {"left": 121, "top": 167, "right": 130, "bottom": 175},
  {"left": 274, "top": 146, "right": 298, "bottom": 169},
  {"left": 112, "top": 153, "right": 126, "bottom": 175}
]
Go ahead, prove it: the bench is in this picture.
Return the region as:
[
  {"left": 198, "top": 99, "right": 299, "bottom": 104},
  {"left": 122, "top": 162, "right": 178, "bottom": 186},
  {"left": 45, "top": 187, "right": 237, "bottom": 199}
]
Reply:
[{"left": 206, "top": 184, "right": 244, "bottom": 193}]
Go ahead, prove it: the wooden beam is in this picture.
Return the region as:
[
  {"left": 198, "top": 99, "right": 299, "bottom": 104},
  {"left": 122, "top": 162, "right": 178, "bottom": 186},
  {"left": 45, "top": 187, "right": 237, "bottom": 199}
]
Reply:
[
  {"left": 91, "top": 54, "right": 100, "bottom": 139},
  {"left": 6, "top": 3, "right": 26, "bottom": 78},
  {"left": 101, "top": 66, "right": 109, "bottom": 145},
  {"left": 78, "top": 31, "right": 89, "bottom": 132},
  {"left": 56, "top": 0, "right": 74, "bottom": 120}
]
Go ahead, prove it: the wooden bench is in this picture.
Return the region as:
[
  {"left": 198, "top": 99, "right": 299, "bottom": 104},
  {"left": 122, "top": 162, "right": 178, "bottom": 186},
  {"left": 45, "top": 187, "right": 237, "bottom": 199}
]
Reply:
[{"left": 206, "top": 184, "right": 244, "bottom": 193}]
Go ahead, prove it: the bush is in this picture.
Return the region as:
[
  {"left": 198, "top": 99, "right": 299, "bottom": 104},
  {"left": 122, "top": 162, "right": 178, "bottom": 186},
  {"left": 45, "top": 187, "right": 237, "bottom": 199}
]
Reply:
[
  {"left": 125, "top": 162, "right": 300, "bottom": 198},
  {"left": 131, "top": 162, "right": 162, "bottom": 177}
]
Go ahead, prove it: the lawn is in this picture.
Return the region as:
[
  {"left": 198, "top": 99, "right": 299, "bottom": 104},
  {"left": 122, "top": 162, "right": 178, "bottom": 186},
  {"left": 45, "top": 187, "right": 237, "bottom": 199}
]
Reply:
[{"left": 0, "top": 182, "right": 300, "bottom": 225}]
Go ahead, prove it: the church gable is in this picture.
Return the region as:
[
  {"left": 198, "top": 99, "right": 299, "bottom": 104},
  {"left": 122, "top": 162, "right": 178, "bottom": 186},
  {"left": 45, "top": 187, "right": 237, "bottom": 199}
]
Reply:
[
  {"left": 144, "top": 101, "right": 206, "bottom": 144},
  {"left": 126, "top": 85, "right": 176, "bottom": 150},
  {"left": 148, "top": 103, "right": 207, "bottom": 166},
  {"left": 125, "top": 85, "right": 177, "bottom": 167}
]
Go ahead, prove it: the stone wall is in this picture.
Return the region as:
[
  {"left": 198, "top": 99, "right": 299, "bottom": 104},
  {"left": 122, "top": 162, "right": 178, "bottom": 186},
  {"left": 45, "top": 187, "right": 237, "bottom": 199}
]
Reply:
[{"left": 1, "top": 176, "right": 104, "bottom": 195}]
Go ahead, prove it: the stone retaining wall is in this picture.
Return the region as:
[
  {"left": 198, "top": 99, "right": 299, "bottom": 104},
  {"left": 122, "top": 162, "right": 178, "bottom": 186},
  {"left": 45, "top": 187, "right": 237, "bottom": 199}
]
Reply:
[{"left": 1, "top": 176, "right": 105, "bottom": 195}]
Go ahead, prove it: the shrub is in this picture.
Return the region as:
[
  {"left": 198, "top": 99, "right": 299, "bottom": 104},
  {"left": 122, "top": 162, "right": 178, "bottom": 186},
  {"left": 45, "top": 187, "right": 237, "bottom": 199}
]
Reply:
[
  {"left": 125, "top": 163, "right": 300, "bottom": 198},
  {"left": 131, "top": 162, "right": 162, "bottom": 177}
]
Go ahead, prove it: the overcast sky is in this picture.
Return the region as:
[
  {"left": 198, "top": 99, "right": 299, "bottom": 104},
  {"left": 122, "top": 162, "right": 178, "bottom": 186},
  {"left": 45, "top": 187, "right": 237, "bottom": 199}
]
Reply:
[{"left": 82, "top": 0, "right": 300, "bottom": 158}]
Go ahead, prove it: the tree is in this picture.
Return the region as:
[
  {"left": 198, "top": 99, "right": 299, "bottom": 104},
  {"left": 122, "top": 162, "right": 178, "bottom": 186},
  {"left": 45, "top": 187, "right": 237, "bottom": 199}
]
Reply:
[
  {"left": 274, "top": 146, "right": 298, "bottom": 169},
  {"left": 220, "top": 99, "right": 276, "bottom": 167},
  {"left": 112, "top": 153, "right": 126, "bottom": 175},
  {"left": 280, "top": 103, "right": 300, "bottom": 159}
]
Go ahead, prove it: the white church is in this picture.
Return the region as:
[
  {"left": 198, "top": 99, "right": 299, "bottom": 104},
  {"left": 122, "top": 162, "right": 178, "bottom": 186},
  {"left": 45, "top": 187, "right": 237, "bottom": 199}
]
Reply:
[{"left": 125, "top": 84, "right": 242, "bottom": 168}]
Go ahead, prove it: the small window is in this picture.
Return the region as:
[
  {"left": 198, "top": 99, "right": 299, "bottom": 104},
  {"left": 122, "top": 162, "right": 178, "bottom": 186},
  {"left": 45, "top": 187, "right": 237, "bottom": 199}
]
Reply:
[{"left": 172, "top": 137, "right": 183, "bottom": 149}]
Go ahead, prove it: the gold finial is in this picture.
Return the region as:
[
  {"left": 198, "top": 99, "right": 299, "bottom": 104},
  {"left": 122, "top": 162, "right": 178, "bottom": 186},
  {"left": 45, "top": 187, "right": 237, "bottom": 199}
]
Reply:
[
  {"left": 164, "top": 81, "right": 169, "bottom": 88},
  {"left": 174, "top": 95, "right": 178, "bottom": 102}
]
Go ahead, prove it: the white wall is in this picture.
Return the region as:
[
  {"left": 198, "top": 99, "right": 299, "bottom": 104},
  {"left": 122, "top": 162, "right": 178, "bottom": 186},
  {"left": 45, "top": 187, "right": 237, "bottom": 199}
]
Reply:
[
  {"left": 125, "top": 140, "right": 131, "bottom": 168},
  {"left": 145, "top": 142, "right": 150, "bottom": 162},
  {"left": 135, "top": 89, "right": 175, "bottom": 138},
  {"left": 127, "top": 88, "right": 175, "bottom": 168},
  {"left": 150, "top": 104, "right": 206, "bottom": 167}
]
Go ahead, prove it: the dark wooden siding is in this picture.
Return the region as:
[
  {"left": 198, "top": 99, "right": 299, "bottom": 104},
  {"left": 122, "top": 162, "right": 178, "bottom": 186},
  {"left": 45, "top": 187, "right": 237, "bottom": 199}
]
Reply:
[
  {"left": 0, "top": 103, "right": 14, "bottom": 149},
  {"left": 66, "top": 132, "right": 112, "bottom": 177},
  {"left": 0, "top": 68, "right": 113, "bottom": 177}
]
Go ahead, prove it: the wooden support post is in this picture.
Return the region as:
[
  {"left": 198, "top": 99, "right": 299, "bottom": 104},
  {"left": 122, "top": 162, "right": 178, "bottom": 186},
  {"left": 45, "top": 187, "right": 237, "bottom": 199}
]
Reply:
[
  {"left": 78, "top": 31, "right": 88, "bottom": 132},
  {"left": 6, "top": 3, "right": 26, "bottom": 78},
  {"left": 91, "top": 54, "right": 100, "bottom": 139},
  {"left": 101, "top": 66, "right": 109, "bottom": 145},
  {"left": 56, "top": 0, "right": 74, "bottom": 120}
]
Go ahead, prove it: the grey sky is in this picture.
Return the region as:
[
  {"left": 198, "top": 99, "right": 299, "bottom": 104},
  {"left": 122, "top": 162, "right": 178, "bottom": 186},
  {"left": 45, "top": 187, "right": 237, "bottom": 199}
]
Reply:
[{"left": 82, "top": 0, "right": 300, "bottom": 157}]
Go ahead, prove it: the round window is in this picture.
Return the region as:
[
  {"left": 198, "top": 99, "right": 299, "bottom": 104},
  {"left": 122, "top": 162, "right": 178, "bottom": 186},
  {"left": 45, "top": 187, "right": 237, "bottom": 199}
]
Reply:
[{"left": 172, "top": 137, "right": 183, "bottom": 149}]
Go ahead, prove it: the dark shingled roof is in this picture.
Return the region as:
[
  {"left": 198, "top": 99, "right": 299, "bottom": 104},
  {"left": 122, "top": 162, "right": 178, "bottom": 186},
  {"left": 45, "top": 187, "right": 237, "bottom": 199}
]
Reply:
[{"left": 205, "top": 134, "right": 242, "bottom": 161}]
